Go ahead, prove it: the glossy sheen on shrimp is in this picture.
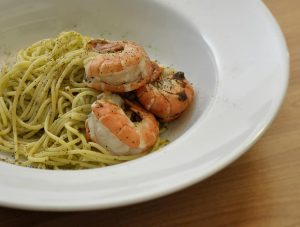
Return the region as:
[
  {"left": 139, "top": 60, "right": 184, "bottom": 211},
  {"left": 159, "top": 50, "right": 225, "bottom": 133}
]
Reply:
[
  {"left": 136, "top": 68, "right": 194, "bottom": 122},
  {"left": 85, "top": 93, "right": 159, "bottom": 155},
  {"left": 84, "top": 39, "right": 160, "bottom": 92}
]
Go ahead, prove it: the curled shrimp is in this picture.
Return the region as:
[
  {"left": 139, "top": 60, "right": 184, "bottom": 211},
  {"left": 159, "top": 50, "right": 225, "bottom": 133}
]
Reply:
[
  {"left": 85, "top": 92, "right": 159, "bottom": 155},
  {"left": 136, "top": 68, "right": 194, "bottom": 122},
  {"left": 84, "top": 39, "right": 161, "bottom": 92}
]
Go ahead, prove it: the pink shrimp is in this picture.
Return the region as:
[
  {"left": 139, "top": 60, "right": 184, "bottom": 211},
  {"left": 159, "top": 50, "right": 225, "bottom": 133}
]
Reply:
[
  {"left": 85, "top": 93, "right": 159, "bottom": 155},
  {"left": 84, "top": 39, "right": 161, "bottom": 92},
  {"left": 136, "top": 68, "right": 194, "bottom": 122}
]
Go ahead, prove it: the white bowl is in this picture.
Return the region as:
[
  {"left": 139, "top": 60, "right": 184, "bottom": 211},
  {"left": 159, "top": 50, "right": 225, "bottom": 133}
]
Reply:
[{"left": 0, "top": 0, "right": 289, "bottom": 211}]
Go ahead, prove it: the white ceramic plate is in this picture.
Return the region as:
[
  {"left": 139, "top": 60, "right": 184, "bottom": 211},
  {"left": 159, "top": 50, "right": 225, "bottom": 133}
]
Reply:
[{"left": 0, "top": 0, "right": 288, "bottom": 211}]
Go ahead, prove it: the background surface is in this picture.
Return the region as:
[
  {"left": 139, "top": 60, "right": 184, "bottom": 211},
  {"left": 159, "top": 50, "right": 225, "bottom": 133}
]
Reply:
[{"left": 0, "top": 0, "right": 299, "bottom": 226}]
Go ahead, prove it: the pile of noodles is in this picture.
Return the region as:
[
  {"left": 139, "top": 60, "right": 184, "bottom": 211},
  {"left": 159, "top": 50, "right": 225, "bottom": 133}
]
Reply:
[{"left": 0, "top": 31, "right": 167, "bottom": 169}]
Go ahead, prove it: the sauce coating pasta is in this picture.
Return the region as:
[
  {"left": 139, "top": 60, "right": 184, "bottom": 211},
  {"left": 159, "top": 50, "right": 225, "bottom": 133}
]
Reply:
[{"left": 0, "top": 31, "right": 168, "bottom": 169}]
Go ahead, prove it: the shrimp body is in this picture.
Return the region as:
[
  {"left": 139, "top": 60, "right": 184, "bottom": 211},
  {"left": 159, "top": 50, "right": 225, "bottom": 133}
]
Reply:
[
  {"left": 84, "top": 39, "right": 160, "bottom": 92},
  {"left": 85, "top": 93, "right": 159, "bottom": 155},
  {"left": 136, "top": 68, "right": 194, "bottom": 122}
]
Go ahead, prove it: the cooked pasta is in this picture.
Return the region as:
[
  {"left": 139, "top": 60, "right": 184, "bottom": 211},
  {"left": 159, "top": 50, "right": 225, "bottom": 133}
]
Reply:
[{"left": 0, "top": 31, "right": 168, "bottom": 169}]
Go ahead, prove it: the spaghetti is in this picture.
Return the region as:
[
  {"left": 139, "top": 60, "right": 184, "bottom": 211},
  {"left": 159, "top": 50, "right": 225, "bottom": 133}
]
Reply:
[{"left": 0, "top": 31, "right": 168, "bottom": 169}]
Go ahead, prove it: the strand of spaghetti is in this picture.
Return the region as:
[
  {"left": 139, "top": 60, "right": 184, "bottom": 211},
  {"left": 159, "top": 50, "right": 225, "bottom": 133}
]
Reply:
[
  {"left": 35, "top": 150, "right": 120, "bottom": 165},
  {"left": 70, "top": 71, "right": 86, "bottom": 87},
  {"left": 31, "top": 64, "right": 49, "bottom": 76},
  {"left": 0, "top": 65, "right": 8, "bottom": 77},
  {"left": 23, "top": 129, "right": 42, "bottom": 139},
  {"left": 80, "top": 154, "right": 121, "bottom": 165},
  {"left": 17, "top": 39, "right": 53, "bottom": 60},
  {"left": 50, "top": 78, "right": 58, "bottom": 123},
  {"left": 28, "top": 98, "right": 51, "bottom": 124},
  {"left": 70, "top": 112, "right": 87, "bottom": 122},
  {"left": 34, "top": 150, "right": 73, "bottom": 158},
  {"left": 51, "top": 59, "right": 82, "bottom": 106},
  {"left": 68, "top": 66, "right": 82, "bottom": 84},
  {"left": 0, "top": 126, "right": 11, "bottom": 135},
  {"left": 5, "top": 91, "right": 17, "bottom": 96},
  {"left": 16, "top": 117, "right": 43, "bottom": 131},
  {"left": 12, "top": 56, "right": 49, "bottom": 158},
  {"left": 42, "top": 116, "right": 71, "bottom": 148},
  {"left": 3, "top": 133, "right": 36, "bottom": 143},
  {"left": 28, "top": 156, "right": 49, "bottom": 163},
  {"left": 50, "top": 55, "right": 83, "bottom": 117},
  {"left": 66, "top": 128, "right": 74, "bottom": 147},
  {"left": 0, "top": 98, "right": 8, "bottom": 127},
  {"left": 0, "top": 62, "right": 31, "bottom": 95},
  {"left": 69, "top": 87, "right": 95, "bottom": 93},
  {"left": 44, "top": 138, "right": 81, "bottom": 152},
  {"left": 153, "top": 138, "right": 169, "bottom": 151},
  {"left": 18, "top": 48, "right": 52, "bottom": 63},
  {"left": 28, "top": 134, "right": 46, "bottom": 156},
  {"left": 88, "top": 142, "right": 110, "bottom": 154},
  {"left": 54, "top": 128, "right": 77, "bottom": 159},
  {"left": 0, "top": 136, "right": 14, "bottom": 148},
  {"left": 44, "top": 112, "right": 70, "bottom": 148},
  {"left": 20, "top": 61, "right": 55, "bottom": 120},
  {"left": 57, "top": 97, "right": 69, "bottom": 115},
  {"left": 49, "top": 157, "right": 98, "bottom": 168},
  {"left": 75, "top": 160, "right": 105, "bottom": 169},
  {"left": 72, "top": 90, "right": 99, "bottom": 108},
  {"left": 70, "top": 150, "right": 141, "bottom": 162},
  {"left": 44, "top": 160, "right": 67, "bottom": 167},
  {"left": 54, "top": 58, "right": 83, "bottom": 102},
  {"left": 19, "top": 91, "right": 35, "bottom": 112},
  {"left": 21, "top": 77, "right": 50, "bottom": 120},
  {"left": 32, "top": 46, "right": 42, "bottom": 57},
  {"left": 64, "top": 124, "right": 89, "bottom": 149},
  {"left": 0, "top": 144, "right": 13, "bottom": 153},
  {"left": 32, "top": 148, "right": 139, "bottom": 163},
  {"left": 52, "top": 32, "right": 86, "bottom": 58},
  {"left": 20, "top": 74, "right": 43, "bottom": 108},
  {"left": 0, "top": 99, "right": 10, "bottom": 120},
  {"left": 59, "top": 90, "right": 74, "bottom": 102}
]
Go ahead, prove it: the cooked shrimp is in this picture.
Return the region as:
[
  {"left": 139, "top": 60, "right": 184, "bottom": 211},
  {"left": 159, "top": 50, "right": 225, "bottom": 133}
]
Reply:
[
  {"left": 136, "top": 68, "right": 194, "bottom": 122},
  {"left": 84, "top": 39, "right": 161, "bottom": 92},
  {"left": 85, "top": 92, "right": 159, "bottom": 155}
]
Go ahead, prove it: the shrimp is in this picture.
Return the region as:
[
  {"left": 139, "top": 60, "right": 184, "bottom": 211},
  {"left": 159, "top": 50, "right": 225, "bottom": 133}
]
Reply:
[
  {"left": 136, "top": 68, "right": 194, "bottom": 122},
  {"left": 85, "top": 92, "right": 159, "bottom": 155},
  {"left": 84, "top": 39, "right": 161, "bottom": 92}
]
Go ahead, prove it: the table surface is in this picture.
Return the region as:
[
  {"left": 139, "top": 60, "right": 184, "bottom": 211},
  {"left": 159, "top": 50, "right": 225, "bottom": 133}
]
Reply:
[{"left": 1, "top": 0, "right": 300, "bottom": 226}]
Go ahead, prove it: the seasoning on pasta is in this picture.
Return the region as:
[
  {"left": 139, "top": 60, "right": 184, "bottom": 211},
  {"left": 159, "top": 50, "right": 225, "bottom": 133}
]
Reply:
[{"left": 0, "top": 31, "right": 194, "bottom": 170}]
